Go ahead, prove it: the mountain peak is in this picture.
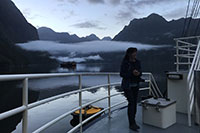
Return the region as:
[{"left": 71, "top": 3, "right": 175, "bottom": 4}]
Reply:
[
  {"left": 146, "top": 13, "right": 167, "bottom": 22},
  {"left": 88, "top": 33, "right": 97, "bottom": 37},
  {"left": 147, "top": 13, "right": 161, "bottom": 18},
  {"left": 38, "top": 27, "right": 55, "bottom": 33},
  {"left": 102, "top": 36, "right": 112, "bottom": 41},
  {"left": 85, "top": 34, "right": 100, "bottom": 40}
]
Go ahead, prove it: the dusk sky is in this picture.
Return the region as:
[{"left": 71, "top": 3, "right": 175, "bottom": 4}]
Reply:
[{"left": 12, "top": 0, "right": 188, "bottom": 39}]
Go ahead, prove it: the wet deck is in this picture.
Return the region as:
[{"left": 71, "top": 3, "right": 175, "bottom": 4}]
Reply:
[{"left": 84, "top": 104, "right": 200, "bottom": 133}]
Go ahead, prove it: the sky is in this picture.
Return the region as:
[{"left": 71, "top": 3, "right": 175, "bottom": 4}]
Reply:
[{"left": 12, "top": 0, "right": 188, "bottom": 39}]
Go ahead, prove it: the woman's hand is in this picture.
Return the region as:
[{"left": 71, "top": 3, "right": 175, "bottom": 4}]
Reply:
[{"left": 133, "top": 69, "right": 140, "bottom": 76}]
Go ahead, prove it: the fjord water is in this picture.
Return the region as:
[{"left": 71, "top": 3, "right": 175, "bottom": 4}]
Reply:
[{"left": 15, "top": 40, "right": 174, "bottom": 94}]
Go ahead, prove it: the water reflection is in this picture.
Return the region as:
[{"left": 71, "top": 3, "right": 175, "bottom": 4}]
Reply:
[
  {"left": 52, "top": 63, "right": 102, "bottom": 73},
  {"left": 27, "top": 75, "right": 121, "bottom": 90},
  {"left": 13, "top": 87, "right": 126, "bottom": 133},
  {"left": 0, "top": 81, "right": 39, "bottom": 132},
  {"left": 76, "top": 64, "right": 101, "bottom": 72}
]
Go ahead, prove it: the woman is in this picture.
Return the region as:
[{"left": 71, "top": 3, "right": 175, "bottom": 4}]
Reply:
[{"left": 120, "top": 47, "right": 142, "bottom": 131}]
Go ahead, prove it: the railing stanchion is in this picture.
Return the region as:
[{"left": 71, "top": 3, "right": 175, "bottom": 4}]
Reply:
[
  {"left": 176, "top": 40, "right": 179, "bottom": 72},
  {"left": 108, "top": 74, "right": 111, "bottom": 118},
  {"left": 78, "top": 75, "right": 83, "bottom": 133},
  {"left": 22, "top": 78, "right": 28, "bottom": 133},
  {"left": 149, "top": 74, "right": 152, "bottom": 96},
  {"left": 0, "top": 72, "right": 162, "bottom": 132},
  {"left": 188, "top": 42, "right": 191, "bottom": 69}
]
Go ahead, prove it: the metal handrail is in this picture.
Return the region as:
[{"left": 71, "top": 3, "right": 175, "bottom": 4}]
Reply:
[
  {"left": 174, "top": 36, "right": 200, "bottom": 71},
  {"left": 33, "top": 86, "right": 151, "bottom": 133},
  {"left": 33, "top": 92, "right": 124, "bottom": 133},
  {"left": 150, "top": 73, "right": 163, "bottom": 98},
  {"left": 176, "top": 47, "right": 196, "bottom": 52},
  {"left": 0, "top": 72, "right": 161, "bottom": 133},
  {"left": 0, "top": 106, "right": 26, "bottom": 120},
  {"left": 176, "top": 40, "right": 197, "bottom": 47},
  {"left": 187, "top": 41, "right": 200, "bottom": 126},
  {"left": 29, "top": 82, "right": 120, "bottom": 109},
  {"left": 174, "top": 36, "right": 200, "bottom": 126},
  {"left": 0, "top": 72, "right": 119, "bottom": 81},
  {"left": 174, "top": 35, "right": 200, "bottom": 40}
]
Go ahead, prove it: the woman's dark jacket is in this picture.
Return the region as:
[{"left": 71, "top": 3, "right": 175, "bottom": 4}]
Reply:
[{"left": 120, "top": 59, "right": 142, "bottom": 90}]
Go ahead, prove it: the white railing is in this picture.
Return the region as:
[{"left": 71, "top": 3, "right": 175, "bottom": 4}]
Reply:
[
  {"left": 174, "top": 36, "right": 200, "bottom": 126},
  {"left": 0, "top": 72, "right": 161, "bottom": 133},
  {"left": 187, "top": 41, "right": 200, "bottom": 126},
  {"left": 174, "top": 36, "right": 200, "bottom": 72}
]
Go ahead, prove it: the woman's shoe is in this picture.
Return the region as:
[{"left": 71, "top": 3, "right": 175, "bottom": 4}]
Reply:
[
  {"left": 129, "top": 124, "right": 139, "bottom": 131},
  {"left": 135, "top": 123, "right": 140, "bottom": 129}
]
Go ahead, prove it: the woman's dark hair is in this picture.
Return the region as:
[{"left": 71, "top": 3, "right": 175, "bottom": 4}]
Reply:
[{"left": 123, "top": 47, "right": 137, "bottom": 61}]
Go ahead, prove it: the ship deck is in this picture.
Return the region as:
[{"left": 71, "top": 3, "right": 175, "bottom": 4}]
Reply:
[{"left": 84, "top": 104, "right": 200, "bottom": 133}]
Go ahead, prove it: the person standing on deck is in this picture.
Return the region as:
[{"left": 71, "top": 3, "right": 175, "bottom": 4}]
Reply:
[{"left": 120, "top": 47, "right": 142, "bottom": 131}]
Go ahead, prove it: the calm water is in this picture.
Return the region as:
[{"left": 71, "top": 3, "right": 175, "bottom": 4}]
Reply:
[{"left": 13, "top": 87, "right": 127, "bottom": 133}]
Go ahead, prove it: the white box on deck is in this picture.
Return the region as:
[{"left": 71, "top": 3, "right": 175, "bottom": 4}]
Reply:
[{"left": 141, "top": 98, "right": 176, "bottom": 129}]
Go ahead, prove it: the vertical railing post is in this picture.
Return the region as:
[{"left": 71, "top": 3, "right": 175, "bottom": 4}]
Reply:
[
  {"left": 196, "top": 38, "right": 200, "bottom": 69},
  {"left": 188, "top": 45, "right": 191, "bottom": 70},
  {"left": 176, "top": 40, "right": 179, "bottom": 72},
  {"left": 197, "top": 37, "right": 200, "bottom": 43},
  {"left": 149, "top": 74, "right": 152, "bottom": 96},
  {"left": 187, "top": 79, "right": 192, "bottom": 127},
  {"left": 22, "top": 78, "right": 28, "bottom": 133},
  {"left": 78, "top": 75, "right": 83, "bottom": 133},
  {"left": 107, "top": 74, "right": 111, "bottom": 118},
  {"left": 188, "top": 42, "right": 191, "bottom": 70},
  {"left": 197, "top": 45, "right": 200, "bottom": 69}
]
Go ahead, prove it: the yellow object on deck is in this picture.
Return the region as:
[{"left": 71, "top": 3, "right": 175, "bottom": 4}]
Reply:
[{"left": 74, "top": 107, "right": 102, "bottom": 115}]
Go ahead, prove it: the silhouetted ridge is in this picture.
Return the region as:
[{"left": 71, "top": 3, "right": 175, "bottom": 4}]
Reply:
[
  {"left": 38, "top": 27, "right": 100, "bottom": 43},
  {"left": 0, "top": 0, "right": 56, "bottom": 69},
  {"left": 113, "top": 13, "right": 200, "bottom": 45},
  {"left": 0, "top": 0, "right": 39, "bottom": 43}
]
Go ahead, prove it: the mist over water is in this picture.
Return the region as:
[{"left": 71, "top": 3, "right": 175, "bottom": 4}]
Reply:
[
  {"left": 50, "top": 55, "right": 103, "bottom": 63},
  {"left": 16, "top": 40, "right": 166, "bottom": 64},
  {"left": 17, "top": 40, "right": 163, "bottom": 54},
  {"left": 15, "top": 40, "right": 173, "bottom": 92}
]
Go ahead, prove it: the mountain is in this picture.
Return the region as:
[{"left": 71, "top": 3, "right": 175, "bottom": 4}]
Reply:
[
  {"left": 0, "top": 1, "right": 56, "bottom": 132},
  {"left": 0, "top": 0, "right": 56, "bottom": 70},
  {"left": 83, "top": 34, "right": 100, "bottom": 41},
  {"left": 113, "top": 13, "right": 200, "bottom": 45},
  {"left": 38, "top": 27, "right": 100, "bottom": 43},
  {"left": 0, "top": 0, "right": 42, "bottom": 66},
  {"left": 0, "top": 0, "right": 38, "bottom": 43},
  {"left": 102, "top": 36, "right": 112, "bottom": 41},
  {"left": 38, "top": 27, "right": 80, "bottom": 43}
]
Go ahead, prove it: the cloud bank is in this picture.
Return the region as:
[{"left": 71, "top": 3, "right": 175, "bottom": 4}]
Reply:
[
  {"left": 72, "top": 21, "right": 106, "bottom": 30},
  {"left": 51, "top": 55, "right": 103, "bottom": 63},
  {"left": 16, "top": 40, "right": 164, "bottom": 55},
  {"left": 88, "top": 0, "right": 104, "bottom": 4}
]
